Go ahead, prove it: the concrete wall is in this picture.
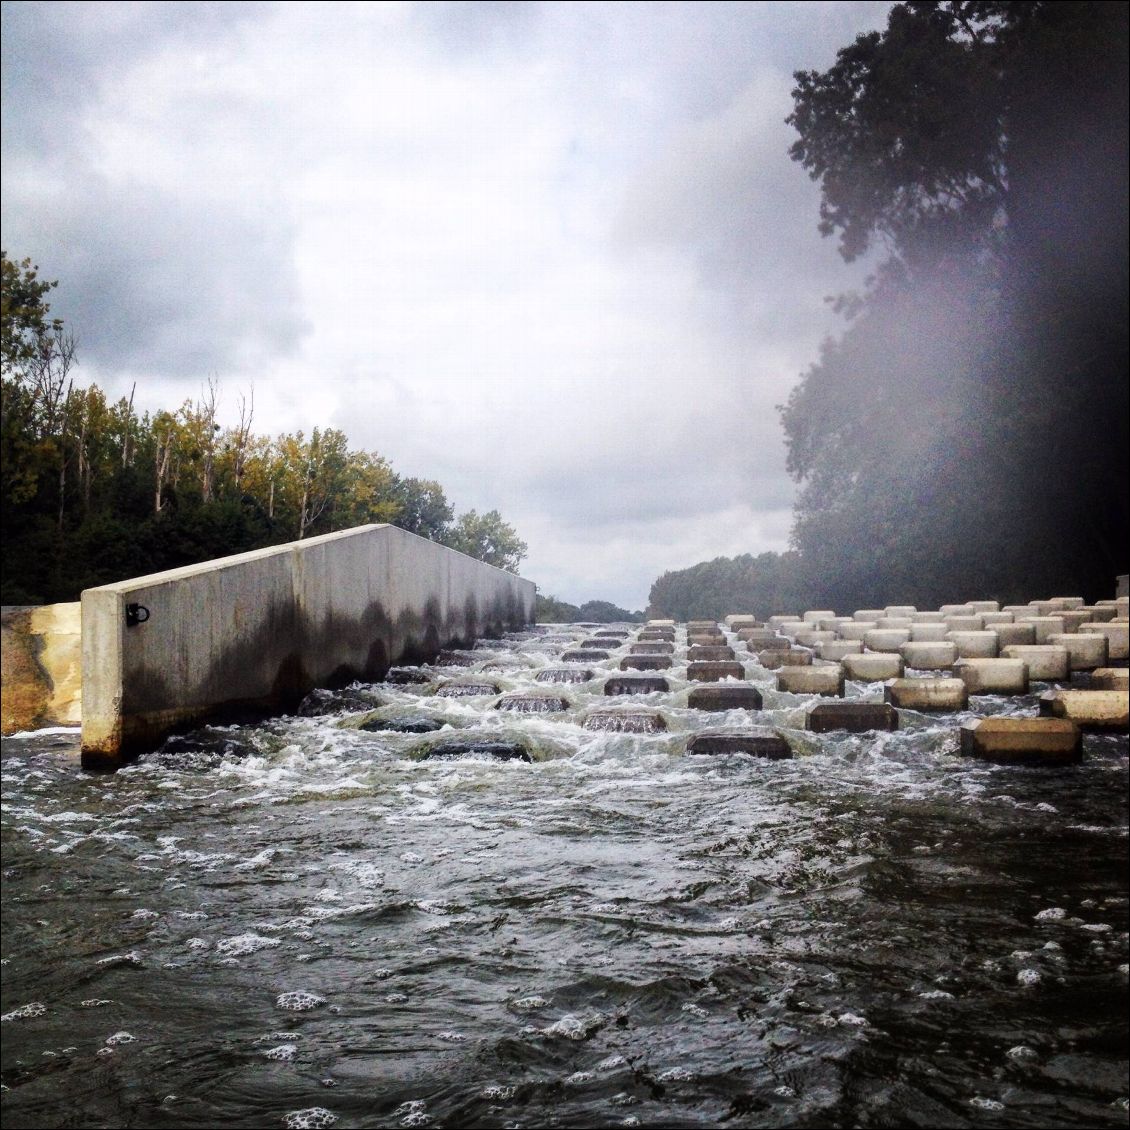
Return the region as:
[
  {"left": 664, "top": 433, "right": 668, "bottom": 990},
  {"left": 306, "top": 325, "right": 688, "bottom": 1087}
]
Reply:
[
  {"left": 1, "top": 603, "right": 82, "bottom": 734},
  {"left": 80, "top": 524, "right": 535, "bottom": 768}
]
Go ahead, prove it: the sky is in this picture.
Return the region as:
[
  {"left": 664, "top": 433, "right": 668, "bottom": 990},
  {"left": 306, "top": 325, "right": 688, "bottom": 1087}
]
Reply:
[{"left": 1, "top": 0, "right": 891, "bottom": 610}]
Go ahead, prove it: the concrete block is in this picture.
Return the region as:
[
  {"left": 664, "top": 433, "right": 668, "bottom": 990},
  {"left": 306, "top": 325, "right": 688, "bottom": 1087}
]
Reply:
[
  {"left": 794, "top": 630, "right": 837, "bottom": 648},
  {"left": 1038, "top": 689, "right": 1129, "bottom": 730},
  {"left": 1046, "top": 633, "right": 1107, "bottom": 671},
  {"left": 687, "top": 644, "right": 736, "bottom": 661},
  {"left": 495, "top": 693, "right": 569, "bottom": 713},
  {"left": 647, "top": 619, "right": 676, "bottom": 627},
  {"left": 946, "top": 630, "right": 999, "bottom": 659},
  {"left": 1004, "top": 605, "right": 1040, "bottom": 621},
  {"left": 884, "top": 677, "right": 968, "bottom": 711},
  {"left": 816, "top": 617, "right": 852, "bottom": 632},
  {"left": 1029, "top": 616, "right": 1067, "bottom": 643},
  {"left": 945, "top": 615, "right": 984, "bottom": 632},
  {"left": 774, "top": 621, "right": 807, "bottom": 638},
  {"left": 837, "top": 622, "right": 878, "bottom": 640},
  {"left": 939, "top": 604, "right": 976, "bottom": 616},
  {"left": 909, "top": 624, "right": 950, "bottom": 641},
  {"left": 687, "top": 684, "right": 763, "bottom": 711},
  {"left": 1048, "top": 596, "right": 1085, "bottom": 610},
  {"left": 639, "top": 629, "right": 676, "bottom": 641},
  {"left": 603, "top": 675, "right": 670, "bottom": 695},
  {"left": 969, "top": 601, "right": 1001, "bottom": 613},
  {"left": 536, "top": 667, "right": 594, "bottom": 684},
  {"left": 885, "top": 605, "right": 917, "bottom": 617},
  {"left": 419, "top": 737, "right": 531, "bottom": 762},
  {"left": 737, "top": 628, "right": 778, "bottom": 644},
  {"left": 687, "top": 660, "right": 746, "bottom": 682},
  {"left": 594, "top": 630, "right": 631, "bottom": 639},
  {"left": 688, "top": 633, "right": 726, "bottom": 647},
  {"left": 911, "top": 611, "right": 948, "bottom": 623},
  {"left": 953, "top": 658, "right": 1029, "bottom": 694},
  {"left": 1001, "top": 645, "right": 1070, "bottom": 681},
  {"left": 853, "top": 609, "right": 886, "bottom": 621},
  {"left": 562, "top": 649, "right": 611, "bottom": 661},
  {"left": 583, "top": 710, "right": 667, "bottom": 733},
  {"left": 1090, "top": 668, "right": 1129, "bottom": 691},
  {"left": 818, "top": 640, "right": 863, "bottom": 661},
  {"left": 776, "top": 666, "right": 845, "bottom": 696},
  {"left": 807, "top": 702, "right": 899, "bottom": 733},
  {"left": 436, "top": 680, "right": 503, "bottom": 698},
  {"left": 875, "top": 617, "right": 914, "bottom": 630},
  {"left": 621, "top": 654, "right": 673, "bottom": 671},
  {"left": 980, "top": 612, "right": 1014, "bottom": 626},
  {"left": 1029, "top": 600, "right": 1063, "bottom": 616},
  {"left": 80, "top": 524, "right": 533, "bottom": 768},
  {"left": 385, "top": 667, "right": 433, "bottom": 684},
  {"left": 1080, "top": 622, "right": 1129, "bottom": 660},
  {"left": 864, "top": 629, "right": 912, "bottom": 653},
  {"left": 768, "top": 614, "right": 801, "bottom": 628},
  {"left": 1079, "top": 605, "right": 1117, "bottom": 623},
  {"left": 803, "top": 609, "right": 837, "bottom": 624},
  {"left": 630, "top": 641, "right": 675, "bottom": 654},
  {"left": 1055, "top": 610, "right": 1093, "bottom": 633},
  {"left": 843, "top": 652, "right": 904, "bottom": 681},
  {"left": 900, "top": 641, "right": 957, "bottom": 670},
  {"left": 748, "top": 635, "right": 791, "bottom": 652},
  {"left": 756, "top": 648, "right": 813, "bottom": 669},
  {"left": 580, "top": 638, "right": 621, "bottom": 649},
  {"left": 995, "top": 622, "right": 1037, "bottom": 647},
  {"left": 687, "top": 620, "right": 719, "bottom": 632},
  {"left": 724, "top": 614, "right": 760, "bottom": 627},
  {"left": 686, "top": 728, "right": 792, "bottom": 758},
  {"left": 960, "top": 718, "right": 1082, "bottom": 764}
]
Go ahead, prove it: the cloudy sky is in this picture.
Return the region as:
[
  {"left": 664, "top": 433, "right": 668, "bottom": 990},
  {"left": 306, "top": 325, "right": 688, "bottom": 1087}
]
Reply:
[{"left": 2, "top": 0, "right": 890, "bottom": 609}]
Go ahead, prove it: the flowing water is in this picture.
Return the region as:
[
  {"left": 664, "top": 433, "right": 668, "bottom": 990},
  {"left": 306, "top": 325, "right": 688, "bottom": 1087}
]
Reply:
[{"left": 2, "top": 624, "right": 1127, "bottom": 1129}]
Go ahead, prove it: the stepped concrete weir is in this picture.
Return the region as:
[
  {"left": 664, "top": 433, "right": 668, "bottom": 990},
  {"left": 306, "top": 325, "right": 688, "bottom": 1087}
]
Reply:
[{"left": 79, "top": 524, "right": 534, "bottom": 769}]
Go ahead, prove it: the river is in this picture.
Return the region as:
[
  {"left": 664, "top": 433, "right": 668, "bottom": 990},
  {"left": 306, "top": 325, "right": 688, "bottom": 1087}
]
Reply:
[{"left": 2, "top": 623, "right": 1127, "bottom": 1128}]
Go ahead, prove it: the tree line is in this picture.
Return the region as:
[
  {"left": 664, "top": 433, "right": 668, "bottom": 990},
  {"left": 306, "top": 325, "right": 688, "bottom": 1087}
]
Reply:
[
  {"left": 0, "top": 253, "right": 527, "bottom": 604},
  {"left": 651, "top": 2, "right": 1127, "bottom": 619}
]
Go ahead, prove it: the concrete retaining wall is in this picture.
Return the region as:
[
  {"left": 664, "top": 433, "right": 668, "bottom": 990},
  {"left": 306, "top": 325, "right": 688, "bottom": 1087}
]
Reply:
[
  {"left": 80, "top": 524, "right": 535, "bottom": 768},
  {"left": 1, "top": 603, "right": 83, "bottom": 734}
]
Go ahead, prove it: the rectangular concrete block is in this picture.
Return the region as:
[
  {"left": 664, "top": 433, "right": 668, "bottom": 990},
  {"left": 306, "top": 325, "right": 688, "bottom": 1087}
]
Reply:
[
  {"left": 807, "top": 702, "right": 898, "bottom": 732},
  {"left": 969, "top": 601, "right": 1001, "bottom": 613},
  {"left": 802, "top": 609, "right": 837, "bottom": 624},
  {"left": 737, "top": 628, "right": 779, "bottom": 644},
  {"left": 724, "top": 614, "right": 760, "bottom": 627},
  {"left": 1038, "top": 689, "right": 1129, "bottom": 730},
  {"left": 686, "top": 728, "right": 791, "bottom": 758},
  {"left": 1048, "top": 596, "right": 1085, "bottom": 610},
  {"left": 946, "top": 630, "right": 1000, "bottom": 658},
  {"left": 687, "top": 645, "right": 736, "bottom": 661},
  {"left": 1046, "top": 633, "right": 1108, "bottom": 671},
  {"left": 1090, "top": 668, "right": 1129, "bottom": 691},
  {"left": 1055, "top": 610, "right": 1094, "bottom": 633},
  {"left": 900, "top": 641, "right": 957, "bottom": 670},
  {"left": 1004, "top": 606, "right": 1040, "bottom": 621},
  {"left": 953, "top": 658, "right": 1029, "bottom": 694},
  {"left": 768, "top": 615, "right": 801, "bottom": 628},
  {"left": 884, "top": 677, "right": 968, "bottom": 711},
  {"left": 853, "top": 609, "right": 886, "bottom": 621},
  {"left": 647, "top": 619, "right": 676, "bottom": 627},
  {"left": 80, "top": 524, "right": 535, "bottom": 767},
  {"left": 842, "top": 652, "right": 904, "bottom": 681},
  {"left": 995, "top": 623, "right": 1037, "bottom": 647},
  {"left": 776, "top": 665, "right": 845, "bottom": 696},
  {"left": 1080, "top": 605, "right": 1117, "bottom": 623},
  {"left": 863, "top": 629, "right": 912, "bottom": 653},
  {"left": 980, "top": 612, "right": 1015, "bottom": 626},
  {"left": 911, "top": 611, "right": 947, "bottom": 623},
  {"left": 818, "top": 640, "right": 864, "bottom": 661},
  {"left": 837, "top": 622, "right": 877, "bottom": 640},
  {"left": 875, "top": 616, "right": 914, "bottom": 630},
  {"left": 1001, "top": 645, "right": 1071, "bottom": 681},
  {"left": 687, "top": 660, "right": 746, "bottom": 682},
  {"left": 1080, "top": 622, "right": 1129, "bottom": 660},
  {"left": 885, "top": 606, "right": 917, "bottom": 617},
  {"left": 756, "top": 648, "right": 813, "bottom": 669},
  {"left": 1029, "top": 616, "right": 1067, "bottom": 643},
  {"left": 909, "top": 624, "right": 950, "bottom": 641},
  {"left": 794, "top": 630, "right": 837, "bottom": 648},
  {"left": 939, "top": 604, "right": 976, "bottom": 616},
  {"left": 945, "top": 615, "right": 984, "bottom": 632},
  {"left": 960, "top": 717, "right": 1082, "bottom": 764}
]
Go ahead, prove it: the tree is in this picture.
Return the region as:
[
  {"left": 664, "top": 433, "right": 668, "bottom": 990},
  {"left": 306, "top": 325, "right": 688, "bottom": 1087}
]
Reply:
[
  {"left": 392, "top": 477, "right": 454, "bottom": 541},
  {"left": 782, "top": 2, "right": 1128, "bottom": 606},
  {"left": 444, "top": 509, "right": 528, "bottom": 573}
]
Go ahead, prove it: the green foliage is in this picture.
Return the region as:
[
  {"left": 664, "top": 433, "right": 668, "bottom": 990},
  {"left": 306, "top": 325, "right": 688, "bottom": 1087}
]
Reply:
[
  {"left": 443, "top": 509, "right": 528, "bottom": 574},
  {"left": 648, "top": 552, "right": 813, "bottom": 621},
  {"left": 534, "top": 592, "right": 581, "bottom": 623},
  {"left": 0, "top": 252, "right": 529, "bottom": 599},
  {"left": 576, "top": 600, "right": 645, "bottom": 624},
  {"left": 782, "top": 2, "right": 1128, "bottom": 608}
]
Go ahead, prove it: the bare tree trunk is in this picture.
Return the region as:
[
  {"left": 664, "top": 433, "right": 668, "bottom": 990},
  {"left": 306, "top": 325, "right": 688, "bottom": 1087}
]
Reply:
[{"left": 122, "top": 383, "right": 136, "bottom": 469}]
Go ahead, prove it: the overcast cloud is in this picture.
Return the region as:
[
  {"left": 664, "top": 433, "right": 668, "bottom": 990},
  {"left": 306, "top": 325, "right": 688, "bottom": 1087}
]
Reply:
[{"left": 1, "top": 0, "right": 889, "bottom": 609}]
